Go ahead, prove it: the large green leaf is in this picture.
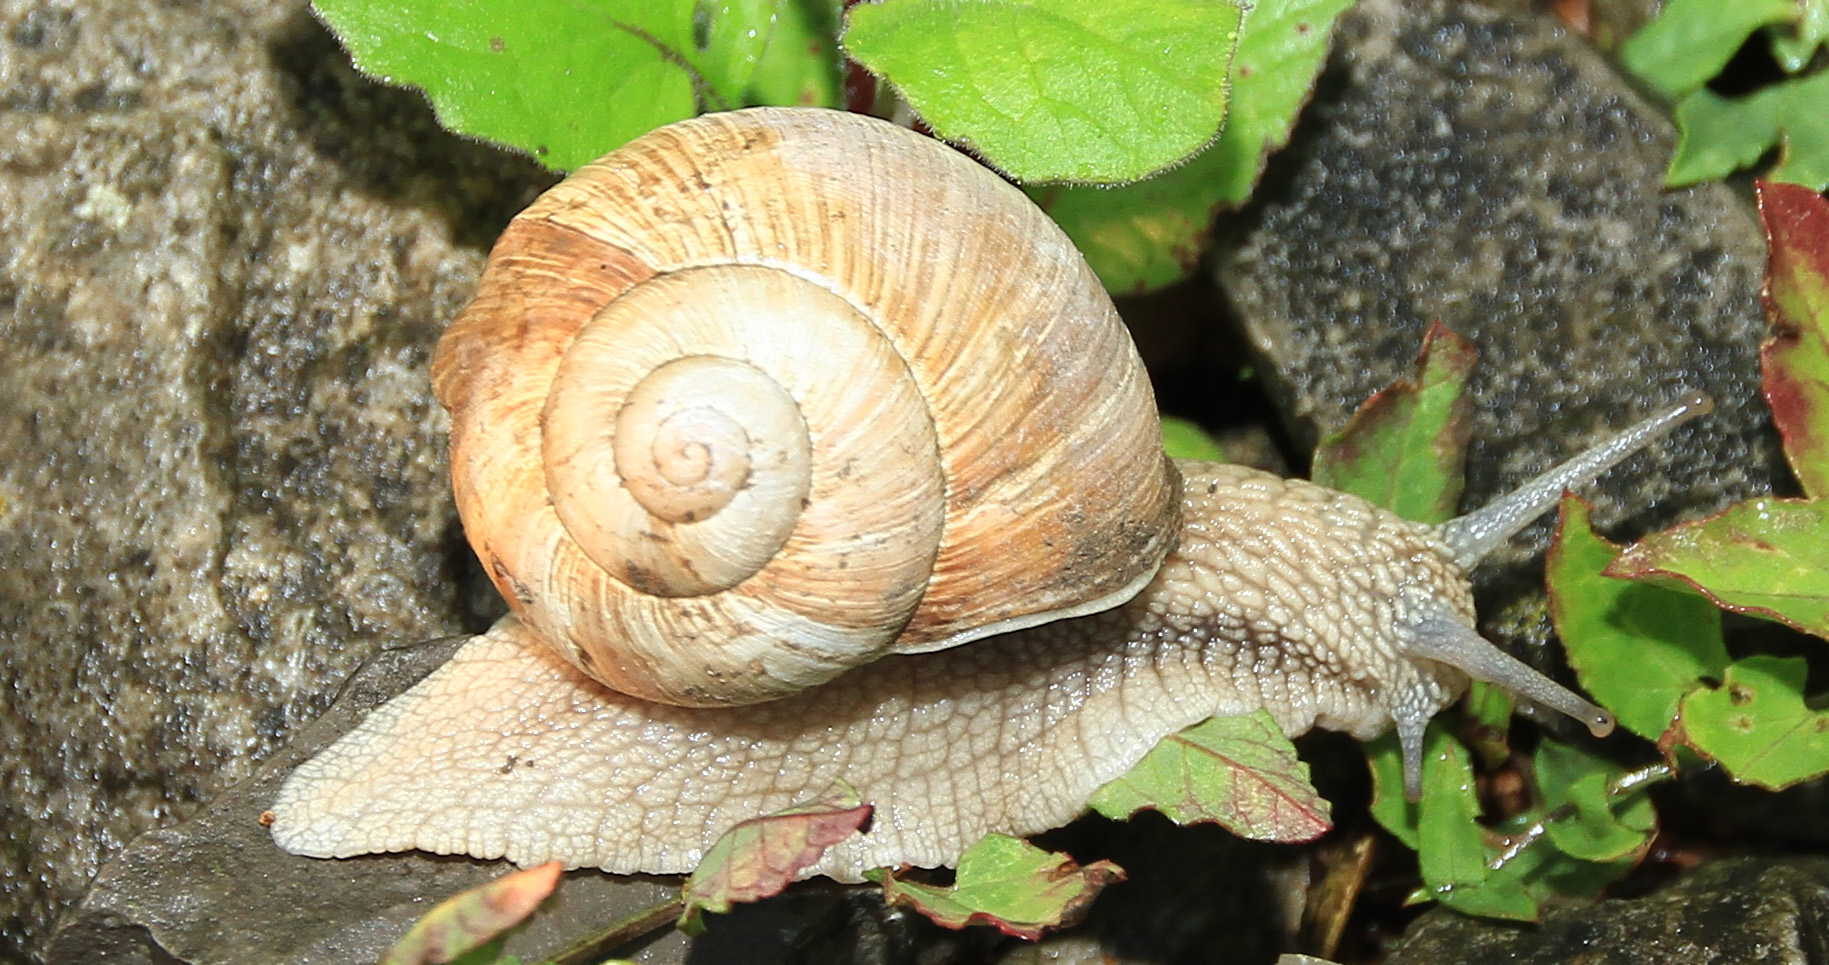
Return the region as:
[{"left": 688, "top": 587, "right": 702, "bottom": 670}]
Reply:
[
  {"left": 1548, "top": 496, "right": 1728, "bottom": 742},
  {"left": 1034, "top": 0, "right": 1357, "bottom": 291},
  {"left": 843, "top": 0, "right": 1246, "bottom": 183},
  {"left": 312, "top": 0, "right": 704, "bottom": 169}
]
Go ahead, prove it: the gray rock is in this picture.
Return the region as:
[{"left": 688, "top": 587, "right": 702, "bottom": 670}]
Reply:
[
  {"left": 1385, "top": 857, "right": 1829, "bottom": 965},
  {"left": 44, "top": 637, "right": 686, "bottom": 965},
  {"left": 1210, "top": 0, "right": 1785, "bottom": 651},
  {"left": 0, "top": 0, "right": 547, "bottom": 957}
]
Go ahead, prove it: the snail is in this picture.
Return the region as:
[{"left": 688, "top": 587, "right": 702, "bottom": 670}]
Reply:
[{"left": 268, "top": 107, "right": 1708, "bottom": 881}]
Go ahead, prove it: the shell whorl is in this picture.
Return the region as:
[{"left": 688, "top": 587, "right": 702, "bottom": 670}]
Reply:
[{"left": 433, "top": 108, "right": 1178, "bottom": 706}]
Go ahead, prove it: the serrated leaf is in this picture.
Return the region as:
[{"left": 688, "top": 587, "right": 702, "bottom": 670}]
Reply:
[
  {"left": 746, "top": 0, "right": 843, "bottom": 108},
  {"left": 311, "top": 0, "right": 702, "bottom": 169},
  {"left": 1620, "top": 0, "right": 1796, "bottom": 99},
  {"left": 1761, "top": 180, "right": 1829, "bottom": 498},
  {"left": 843, "top": 0, "right": 1246, "bottom": 183},
  {"left": 1311, "top": 323, "right": 1476, "bottom": 523},
  {"left": 1088, "top": 710, "right": 1331, "bottom": 842},
  {"left": 679, "top": 784, "right": 872, "bottom": 933},
  {"left": 379, "top": 861, "right": 562, "bottom": 965},
  {"left": 1607, "top": 497, "right": 1829, "bottom": 638},
  {"left": 1034, "top": 0, "right": 1356, "bottom": 291},
  {"left": 1548, "top": 495, "right": 1728, "bottom": 742},
  {"left": 877, "top": 834, "right": 1123, "bottom": 940},
  {"left": 1161, "top": 416, "right": 1226, "bottom": 461},
  {"left": 1534, "top": 741, "right": 1655, "bottom": 864},
  {"left": 1681, "top": 655, "right": 1829, "bottom": 790}
]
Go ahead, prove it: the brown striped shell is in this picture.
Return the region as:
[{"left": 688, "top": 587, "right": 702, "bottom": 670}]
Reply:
[{"left": 432, "top": 107, "right": 1180, "bottom": 707}]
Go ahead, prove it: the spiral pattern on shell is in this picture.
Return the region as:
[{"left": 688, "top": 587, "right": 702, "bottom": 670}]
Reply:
[{"left": 433, "top": 108, "right": 1178, "bottom": 706}]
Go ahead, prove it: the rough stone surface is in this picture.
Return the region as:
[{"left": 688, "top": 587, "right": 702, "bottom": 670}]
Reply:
[
  {"left": 44, "top": 638, "right": 685, "bottom": 965},
  {"left": 1210, "top": 0, "right": 1785, "bottom": 652},
  {"left": 0, "top": 0, "right": 547, "bottom": 957},
  {"left": 1385, "top": 857, "right": 1829, "bottom": 965}
]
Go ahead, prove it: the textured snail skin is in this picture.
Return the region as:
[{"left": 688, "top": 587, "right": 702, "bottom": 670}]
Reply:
[{"left": 270, "top": 460, "right": 1476, "bottom": 878}]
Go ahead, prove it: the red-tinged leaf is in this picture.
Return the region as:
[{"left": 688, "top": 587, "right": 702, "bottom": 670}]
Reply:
[
  {"left": 1312, "top": 322, "right": 1477, "bottom": 523},
  {"left": 875, "top": 834, "right": 1124, "bottom": 940},
  {"left": 1758, "top": 180, "right": 1829, "bottom": 496},
  {"left": 1087, "top": 710, "right": 1331, "bottom": 842},
  {"left": 1606, "top": 496, "right": 1829, "bottom": 638},
  {"left": 680, "top": 783, "right": 872, "bottom": 933},
  {"left": 379, "top": 861, "right": 562, "bottom": 965}
]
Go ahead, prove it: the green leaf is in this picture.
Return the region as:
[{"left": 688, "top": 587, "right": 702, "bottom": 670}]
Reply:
[
  {"left": 1607, "top": 497, "right": 1829, "bottom": 639},
  {"left": 843, "top": 0, "right": 1247, "bottom": 183},
  {"left": 1619, "top": 0, "right": 1796, "bottom": 99},
  {"left": 380, "top": 862, "right": 562, "bottom": 965},
  {"left": 1365, "top": 731, "right": 1420, "bottom": 851},
  {"left": 679, "top": 784, "right": 872, "bottom": 933},
  {"left": 311, "top": 0, "right": 704, "bottom": 170},
  {"left": 746, "top": 0, "right": 843, "bottom": 108},
  {"left": 876, "top": 834, "right": 1124, "bottom": 939},
  {"left": 1311, "top": 323, "right": 1476, "bottom": 523},
  {"left": 697, "top": 0, "right": 783, "bottom": 107},
  {"left": 1033, "top": 0, "right": 1356, "bottom": 291},
  {"left": 1534, "top": 742, "right": 1655, "bottom": 864},
  {"left": 1088, "top": 710, "right": 1332, "bottom": 842},
  {"left": 1681, "top": 655, "right": 1829, "bottom": 790},
  {"left": 1161, "top": 416, "right": 1226, "bottom": 461},
  {"left": 1548, "top": 495, "right": 1728, "bottom": 742},
  {"left": 1759, "top": 180, "right": 1829, "bottom": 498},
  {"left": 1769, "top": 0, "right": 1829, "bottom": 73},
  {"left": 1667, "top": 87, "right": 1781, "bottom": 187},
  {"left": 1668, "top": 71, "right": 1829, "bottom": 190}
]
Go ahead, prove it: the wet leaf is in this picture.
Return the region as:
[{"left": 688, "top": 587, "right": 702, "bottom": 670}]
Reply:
[
  {"left": 1549, "top": 495, "right": 1728, "bottom": 741},
  {"left": 1607, "top": 497, "right": 1829, "bottom": 639},
  {"left": 679, "top": 784, "right": 872, "bottom": 933},
  {"left": 1759, "top": 180, "right": 1829, "bottom": 495},
  {"left": 746, "top": 0, "right": 843, "bottom": 108},
  {"left": 379, "top": 861, "right": 562, "bottom": 965},
  {"left": 1034, "top": 0, "right": 1356, "bottom": 291},
  {"left": 843, "top": 0, "right": 1246, "bottom": 183},
  {"left": 1312, "top": 323, "right": 1477, "bottom": 523},
  {"left": 1088, "top": 710, "right": 1331, "bottom": 842},
  {"left": 875, "top": 834, "right": 1123, "bottom": 939},
  {"left": 1681, "top": 655, "right": 1829, "bottom": 790}
]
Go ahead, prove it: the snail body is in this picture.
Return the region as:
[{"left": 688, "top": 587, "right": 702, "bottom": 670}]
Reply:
[{"left": 270, "top": 108, "right": 1702, "bottom": 878}]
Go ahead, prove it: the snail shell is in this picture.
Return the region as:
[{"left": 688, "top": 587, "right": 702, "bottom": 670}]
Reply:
[{"left": 434, "top": 107, "right": 1179, "bottom": 706}]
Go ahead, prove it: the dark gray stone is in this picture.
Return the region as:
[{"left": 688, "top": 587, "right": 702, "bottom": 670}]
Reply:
[
  {"left": 1385, "top": 857, "right": 1829, "bottom": 965},
  {"left": 1210, "top": 0, "right": 1785, "bottom": 652},
  {"left": 44, "top": 637, "right": 686, "bottom": 965},
  {"left": 0, "top": 0, "right": 547, "bottom": 957}
]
